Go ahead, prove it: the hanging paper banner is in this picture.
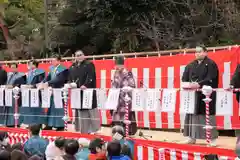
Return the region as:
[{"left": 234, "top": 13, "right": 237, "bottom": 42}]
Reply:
[
  {"left": 104, "top": 89, "right": 120, "bottom": 110},
  {"left": 41, "top": 89, "right": 51, "bottom": 108},
  {"left": 82, "top": 89, "right": 93, "bottom": 109},
  {"left": 180, "top": 90, "right": 196, "bottom": 114},
  {"left": 70, "top": 89, "right": 81, "bottom": 109},
  {"left": 96, "top": 89, "right": 107, "bottom": 109},
  {"left": 216, "top": 89, "right": 233, "bottom": 115},
  {"left": 0, "top": 88, "right": 4, "bottom": 106},
  {"left": 145, "top": 89, "right": 161, "bottom": 111},
  {"left": 30, "top": 89, "right": 39, "bottom": 108},
  {"left": 21, "top": 88, "right": 30, "bottom": 107},
  {"left": 161, "top": 89, "right": 177, "bottom": 112},
  {"left": 132, "top": 89, "right": 145, "bottom": 111},
  {"left": 53, "top": 89, "right": 63, "bottom": 109},
  {"left": 5, "top": 89, "right": 12, "bottom": 107}
]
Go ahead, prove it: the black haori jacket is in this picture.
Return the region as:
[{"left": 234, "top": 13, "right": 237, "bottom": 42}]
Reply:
[{"left": 182, "top": 57, "right": 219, "bottom": 115}]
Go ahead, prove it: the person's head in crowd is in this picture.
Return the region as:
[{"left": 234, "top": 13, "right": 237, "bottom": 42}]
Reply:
[
  {"left": 89, "top": 138, "right": 106, "bottom": 154},
  {"left": 29, "top": 124, "right": 41, "bottom": 137},
  {"left": 107, "top": 140, "right": 121, "bottom": 157},
  {"left": 11, "top": 149, "right": 28, "bottom": 160},
  {"left": 51, "top": 54, "right": 61, "bottom": 66},
  {"left": 112, "top": 125, "right": 124, "bottom": 140},
  {"left": 55, "top": 137, "right": 66, "bottom": 150},
  {"left": 75, "top": 50, "right": 85, "bottom": 62},
  {"left": 11, "top": 142, "right": 23, "bottom": 151},
  {"left": 121, "top": 144, "right": 132, "bottom": 159},
  {"left": 29, "top": 60, "right": 39, "bottom": 70},
  {"left": 203, "top": 154, "right": 219, "bottom": 160},
  {"left": 64, "top": 139, "right": 79, "bottom": 156},
  {"left": 10, "top": 63, "right": 18, "bottom": 73},
  {"left": 195, "top": 44, "right": 207, "bottom": 60},
  {"left": 0, "top": 150, "right": 11, "bottom": 160},
  {"left": 115, "top": 55, "right": 124, "bottom": 69},
  {"left": 0, "top": 131, "right": 8, "bottom": 145},
  {"left": 28, "top": 155, "right": 42, "bottom": 160}
]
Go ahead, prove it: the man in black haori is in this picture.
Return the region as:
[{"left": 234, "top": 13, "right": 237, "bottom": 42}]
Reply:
[{"left": 181, "top": 45, "right": 219, "bottom": 146}]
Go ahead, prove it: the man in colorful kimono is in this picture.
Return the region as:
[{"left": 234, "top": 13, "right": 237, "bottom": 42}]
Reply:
[
  {"left": 111, "top": 55, "right": 137, "bottom": 136},
  {"left": 4, "top": 63, "right": 26, "bottom": 127},
  {"left": 20, "top": 60, "right": 46, "bottom": 127},
  {"left": 39, "top": 55, "right": 69, "bottom": 131}
]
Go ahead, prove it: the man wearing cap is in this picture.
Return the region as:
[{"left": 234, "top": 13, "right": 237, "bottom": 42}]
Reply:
[
  {"left": 111, "top": 56, "right": 137, "bottom": 136},
  {"left": 181, "top": 44, "right": 219, "bottom": 146},
  {"left": 68, "top": 50, "right": 100, "bottom": 134}
]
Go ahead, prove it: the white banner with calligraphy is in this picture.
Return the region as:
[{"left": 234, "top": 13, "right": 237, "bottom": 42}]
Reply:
[
  {"left": 70, "top": 89, "right": 81, "bottom": 109},
  {"left": 0, "top": 88, "right": 4, "bottom": 106},
  {"left": 82, "top": 89, "right": 93, "bottom": 109},
  {"left": 216, "top": 89, "right": 233, "bottom": 115},
  {"left": 161, "top": 89, "right": 177, "bottom": 112},
  {"left": 96, "top": 89, "right": 107, "bottom": 109},
  {"left": 145, "top": 89, "right": 161, "bottom": 111},
  {"left": 132, "top": 89, "right": 145, "bottom": 111},
  {"left": 21, "top": 88, "right": 30, "bottom": 107},
  {"left": 30, "top": 89, "right": 39, "bottom": 108},
  {"left": 5, "top": 89, "right": 12, "bottom": 107},
  {"left": 180, "top": 90, "right": 196, "bottom": 114},
  {"left": 104, "top": 89, "right": 120, "bottom": 110},
  {"left": 53, "top": 89, "right": 63, "bottom": 109},
  {"left": 41, "top": 89, "right": 51, "bottom": 108}
]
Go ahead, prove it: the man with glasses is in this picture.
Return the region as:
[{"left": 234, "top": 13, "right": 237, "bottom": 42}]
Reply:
[
  {"left": 181, "top": 44, "right": 219, "bottom": 146},
  {"left": 68, "top": 50, "right": 100, "bottom": 134}
]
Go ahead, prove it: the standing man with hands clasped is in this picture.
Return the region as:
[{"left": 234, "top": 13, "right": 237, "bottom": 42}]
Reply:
[
  {"left": 181, "top": 44, "right": 219, "bottom": 146},
  {"left": 68, "top": 50, "right": 100, "bottom": 134}
]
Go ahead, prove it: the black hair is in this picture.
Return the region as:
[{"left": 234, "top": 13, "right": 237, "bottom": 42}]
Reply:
[
  {"left": 29, "top": 124, "right": 41, "bottom": 136},
  {"left": 121, "top": 144, "right": 132, "bottom": 159},
  {"left": 107, "top": 140, "right": 121, "bottom": 157},
  {"left": 54, "top": 137, "right": 66, "bottom": 149},
  {"left": 196, "top": 43, "right": 207, "bottom": 52},
  {"left": 89, "top": 138, "right": 105, "bottom": 154},
  {"left": 112, "top": 125, "right": 124, "bottom": 137},
  {"left": 0, "top": 131, "right": 8, "bottom": 141},
  {"left": 11, "top": 142, "right": 23, "bottom": 151},
  {"left": 30, "top": 60, "right": 39, "bottom": 68},
  {"left": 0, "top": 150, "right": 11, "bottom": 160},
  {"left": 52, "top": 54, "right": 62, "bottom": 61},
  {"left": 64, "top": 139, "right": 79, "bottom": 155},
  {"left": 203, "top": 154, "right": 219, "bottom": 160}
]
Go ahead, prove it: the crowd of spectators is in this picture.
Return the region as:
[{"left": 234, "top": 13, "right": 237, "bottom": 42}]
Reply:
[{"left": 0, "top": 124, "right": 134, "bottom": 160}]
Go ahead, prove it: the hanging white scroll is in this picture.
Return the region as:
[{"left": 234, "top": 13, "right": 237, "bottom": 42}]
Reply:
[
  {"left": 132, "top": 88, "right": 145, "bottom": 111},
  {"left": 145, "top": 89, "right": 161, "bottom": 111},
  {"left": 41, "top": 89, "right": 51, "bottom": 108},
  {"left": 180, "top": 90, "right": 196, "bottom": 114},
  {"left": 30, "top": 89, "right": 39, "bottom": 108},
  {"left": 161, "top": 89, "right": 177, "bottom": 112},
  {"left": 5, "top": 89, "right": 12, "bottom": 107},
  {"left": 53, "top": 89, "right": 63, "bottom": 109},
  {"left": 70, "top": 89, "right": 81, "bottom": 109},
  {"left": 21, "top": 88, "right": 30, "bottom": 107},
  {"left": 216, "top": 89, "right": 233, "bottom": 115},
  {"left": 96, "top": 89, "right": 107, "bottom": 109},
  {"left": 104, "top": 89, "right": 120, "bottom": 110},
  {"left": 82, "top": 89, "right": 93, "bottom": 109},
  {"left": 0, "top": 88, "right": 4, "bottom": 106}
]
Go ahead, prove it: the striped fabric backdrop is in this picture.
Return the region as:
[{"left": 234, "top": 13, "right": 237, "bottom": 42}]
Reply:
[{"left": 4, "top": 46, "right": 240, "bottom": 130}]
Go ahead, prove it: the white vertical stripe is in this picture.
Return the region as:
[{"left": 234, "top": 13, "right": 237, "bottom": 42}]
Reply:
[
  {"left": 218, "top": 156, "right": 228, "bottom": 160},
  {"left": 158, "top": 148, "right": 165, "bottom": 160},
  {"left": 223, "top": 62, "right": 232, "bottom": 129},
  {"left": 143, "top": 68, "right": 150, "bottom": 128},
  {"left": 148, "top": 147, "right": 154, "bottom": 160},
  {"left": 155, "top": 68, "right": 162, "bottom": 128},
  {"left": 181, "top": 151, "right": 188, "bottom": 160},
  {"left": 180, "top": 65, "right": 186, "bottom": 129},
  {"left": 131, "top": 68, "right": 139, "bottom": 127},
  {"left": 170, "top": 150, "right": 177, "bottom": 160},
  {"left": 167, "top": 67, "right": 175, "bottom": 128},
  {"left": 100, "top": 70, "right": 107, "bottom": 125},
  {"left": 111, "top": 69, "right": 115, "bottom": 82},
  {"left": 193, "top": 152, "right": 201, "bottom": 160},
  {"left": 137, "top": 146, "right": 143, "bottom": 160}
]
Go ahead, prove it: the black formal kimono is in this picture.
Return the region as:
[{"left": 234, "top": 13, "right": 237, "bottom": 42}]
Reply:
[
  {"left": 20, "top": 69, "right": 46, "bottom": 125},
  {"left": 230, "top": 64, "right": 240, "bottom": 102},
  {"left": 3, "top": 72, "right": 26, "bottom": 126},
  {"left": 68, "top": 60, "right": 100, "bottom": 133},
  {"left": 42, "top": 65, "right": 69, "bottom": 129},
  {"left": 182, "top": 56, "right": 219, "bottom": 140}
]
